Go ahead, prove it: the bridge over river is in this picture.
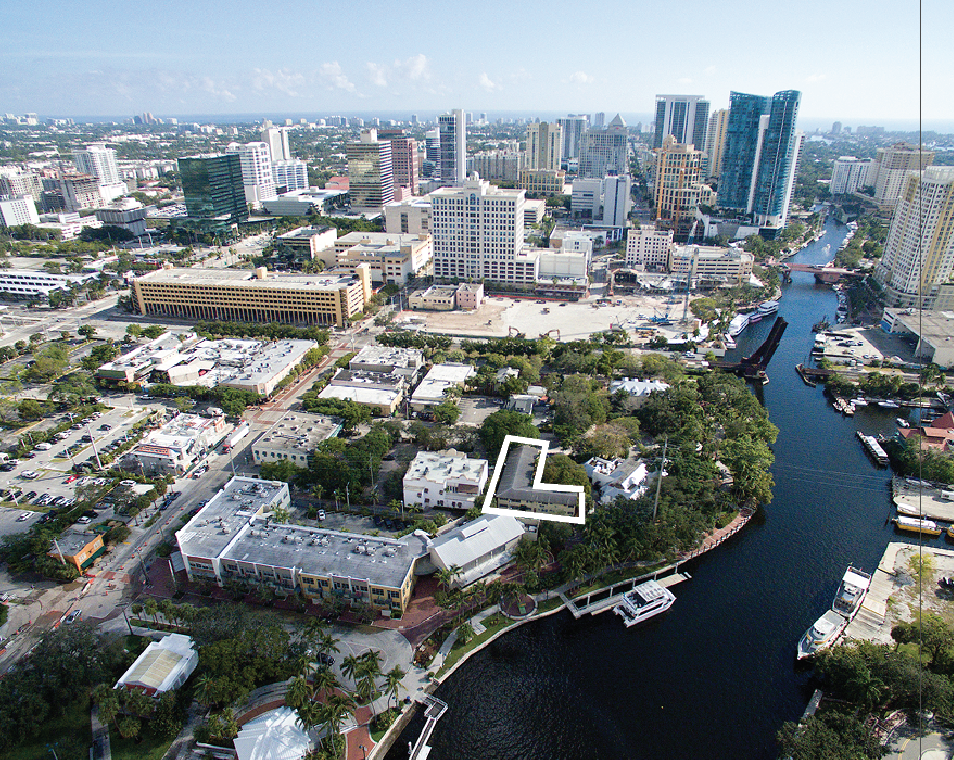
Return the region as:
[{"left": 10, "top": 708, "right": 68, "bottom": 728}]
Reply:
[{"left": 780, "top": 263, "right": 865, "bottom": 283}]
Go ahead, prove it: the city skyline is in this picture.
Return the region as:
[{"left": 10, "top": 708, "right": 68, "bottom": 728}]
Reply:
[{"left": 0, "top": 0, "right": 946, "bottom": 125}]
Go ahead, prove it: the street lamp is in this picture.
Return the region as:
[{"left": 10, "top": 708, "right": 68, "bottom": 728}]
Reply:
[
  {"left": 359, "top": 744, "right": 367, "bottom": 759},
  {"left": 117, "top": 602, "right": 133, "bottom": 636}
]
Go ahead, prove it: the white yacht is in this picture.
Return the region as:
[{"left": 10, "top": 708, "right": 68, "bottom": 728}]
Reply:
[
  {"left": 755, "top": 300, "right": 779, "bottom": 318},
  {"left": 796, "top": 610, "right": 847, "bottom": 660},
  {"left": 728, "top": 313, "right": 750, "bottom": 337},
  {"left": 831, "top": 566, "right": 872, "bottom": 619},
  {"left": 614, "top": 580, "right": 676, "bottom": 628}
]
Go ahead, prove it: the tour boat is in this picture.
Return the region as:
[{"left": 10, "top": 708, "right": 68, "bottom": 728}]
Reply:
[
  {"left": 878, "top": 400, "right": 900, "bottom": 409},
  {"left": 755, "top": 300, "right": 779, "bottom": 318},
  {"left": 614, "top": 580, "right": 676, "bottom": 628},
  {"left": 831, "top": 566, "right": 872, "bottom": 619},
  {"left": 796, "top": 610, "right": 848, "bottom": 660},
  {"left": 728, "top": 314, "right": 750, "bottom": 337},
  {"left": 893, "top": 516, "right": 942, "bottom": 537},
  {"left": 946, "top": 525, "right": 954, "bottom": 541},
  {"left": 896, "top": 417, "right": 909, "bottom": 428}
]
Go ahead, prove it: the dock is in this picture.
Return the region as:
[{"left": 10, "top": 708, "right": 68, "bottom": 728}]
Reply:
[
  {"left": 893, "top": 477, "right": 954, "bottom": 524},
  {"left": 561, "top": 567, "right": 690, "bottom": 618},
  {"left": 856, "top": 431, "right": 889, "bottom": 465},
  {"left": 407, "top": 695, "right": 449, "bottom": 760}
]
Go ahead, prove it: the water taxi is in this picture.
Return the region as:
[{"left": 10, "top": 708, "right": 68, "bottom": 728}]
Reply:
[
  {"left": 614, "top": 580, "right": 676, "bottom": 628},
  {"left": 893, "top": 516, "right": 943, "bottom": 537}
]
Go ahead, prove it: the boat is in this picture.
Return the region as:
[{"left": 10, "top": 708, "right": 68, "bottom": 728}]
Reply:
[
  {"left": 722, "top": 335, "right": 737, "bottom": 350},
  {"left": 893, "top": 516, "right": 943, "bottom": 537},
  {"left": 896, "top": 417, "right": 909, "bottom": 428},
  {"left": 856, "top": 432, "right": 889, "bottom": 465},
  {"left": 812, "top": 317, "right": 830, "bottom": 332},
  {"left": 727, "top": 313, "right": 750, "bottom": 337},
  {"left": 613, "top": 580, "right": 676, "bottom": 627},
  {"left": 878, "top": 400, "right": 900, "bottom": 409},
  {"left": 946, "top": 526, "right": 954, "bottom": 542},
  {"left": 755, "top": 300, "right": 779, "bottom": 318},
  {"left": 832, "top": 566, "right": 872, "bottom": 619},
  {"left": 796, "top": 610, "right": 848, "bottom": 660},
  {"left": 852, "top": 398, "right": 868, "bottom": 407}
]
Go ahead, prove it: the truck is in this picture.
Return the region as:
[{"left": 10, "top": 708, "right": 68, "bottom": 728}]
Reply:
[{"left": 223, "top": 421, "right": 250, "bottom": 452}]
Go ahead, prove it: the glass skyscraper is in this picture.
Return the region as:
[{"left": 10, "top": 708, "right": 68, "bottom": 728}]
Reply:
[
  {"left": 178, "top": 154, "right": 248, "bottom": 222},
  {"left": 716, "top": 90, "right": 802, "bottom": 229}
]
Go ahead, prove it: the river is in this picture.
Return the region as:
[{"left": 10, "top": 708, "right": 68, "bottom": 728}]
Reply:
[{"left": 386, "top": 218, "right": 913, "bottom": 759}]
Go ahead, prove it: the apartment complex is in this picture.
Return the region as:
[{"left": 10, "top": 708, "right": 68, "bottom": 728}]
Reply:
[
  {"left": 438, "top": 109, "right": 466, "bottom": 187},
  {"left": 874, "top": 166, "right": 954, "bottom": 310},
  {"left": 578, "top": 114, "right": 629, "bottom": 178},
  {"left": 389, "top": 137, "right": 418, "bottom": 196},
  {"left": 517, "top": 168, "right": 566, "bottom": 195},
  {"left": 176, "top": 476, "right": 427, "bottom": 616},
  {"left": 467, "top": 150, "right": 525, "bottom": 182},
  {"left": 526, "top": 122, "right": 563, "bottom": 171},
  {"left": 225, "top": 142, "right": 276, "bottom": 208},
  {"left": 261, "top": 127, "right": 291, "bottom": 162},
  {"left": 868, "top": 143, "right": 935, "bottom": 209},
  {"left": 654, "top": 136, "right": 705, "bottom": 239},
  {"left": 716, "top": 90, "right": 802, "bottom": 229},
  {"left": 72, "top": 143, "right": 121, "bottom": 185},
  {"left": 346, "top": 129, "right": 394, "bottom": 209},
  {"left": 703, "top": 108, "right": 729, "bottom": 179},
  {"left": 131, "top": 264, "right": 372, "bottom": 327},
  {"left": 271, "top": 159, "right": 308, "bottom": 192},
  {"left": 830, "top": 156, "right": 872, "bottom": 196},
  {"left": 403, "top": 450, "right": 489, "bottom": 511},
  {"left": 556, "top": 115, "right": 589, "bottom": 161},
  {"left": 0, "top": 195, "right": 39, "bottom": 227},
  {"left": 653, "top": 95, "right": 709, "bottom": 151}
]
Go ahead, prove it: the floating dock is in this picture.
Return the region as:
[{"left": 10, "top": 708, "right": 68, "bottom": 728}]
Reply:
[{"left": 856, "top": 431, "right": 889, "bottom": 465}]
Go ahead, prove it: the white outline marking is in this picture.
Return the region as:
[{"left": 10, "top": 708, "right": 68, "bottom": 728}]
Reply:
[{"left": 482, "top": 435, "right": 586, "bottom": 525}]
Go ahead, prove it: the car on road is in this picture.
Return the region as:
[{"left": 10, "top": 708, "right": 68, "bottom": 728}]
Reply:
[
  {"left": 316, "top": 652, "right": 335, "bottom": 665},
  {"left": 19, "top": 471, "right": 38, "bottom": 479},
  {"left": 98, "top": 424, "right": 111, "bottom": 431},
  {"left": 16, "top": 512, "right": 30, "bottom": 522},
  {"left": 63, "top": 610, "right": 81, "bottom": 624},
  {"left": 34, "top": 443, "right": 52, "bottom": 451},
  {"left": 120, "top": 480, "right": 136, "bottom": 487},
  {"left": 24, "top": 491, "right": 36, "bottom": 501},
  {"left": 317, "top": 509, "right": 326, "bottom": 521},
  {"left": 77, "top": 516, "right": 91, "bottom": 525},
  {"left": 0, "top": 463, "right": 15, "bottom": 472},
  {"left": 22, "top": 451, "right": 35, "bottom": 459}
]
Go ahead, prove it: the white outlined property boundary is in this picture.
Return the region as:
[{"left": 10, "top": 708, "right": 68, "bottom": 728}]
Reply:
[{"left": 482, "top": 435, "right": 586, "bottom": 525}]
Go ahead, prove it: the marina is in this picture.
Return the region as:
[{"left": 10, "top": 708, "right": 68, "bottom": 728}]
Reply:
[{"left": 856, "top": 431, "right": 889, "bottom": 465}]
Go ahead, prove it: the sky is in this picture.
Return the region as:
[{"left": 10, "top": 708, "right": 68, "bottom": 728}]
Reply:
[{"left": 1, "top": 0, "right": 949, "bottom": 129}]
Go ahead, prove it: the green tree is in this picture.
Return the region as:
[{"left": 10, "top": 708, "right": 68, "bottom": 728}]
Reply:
[
  {"left": 433, "top": 399, "right": 462, "bottom": 424},
  {"left": 478, "top": 410, "right": 538, "bottom": 458},
  {"left": 17, "top": 399, "right": 44, "bottom": 420},
  {"left": 78, "top": 324, "right": 96, "bottom": 340}
]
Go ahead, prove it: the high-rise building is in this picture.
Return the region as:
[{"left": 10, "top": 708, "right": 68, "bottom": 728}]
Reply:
[
  {"left": 831, "top": 121, "right": 842, "bottom": 134},
  {"left": 0, "top": 195, "right": 39, "bottom": 227},
  {"left": 431, "top": 176, "right": 535, "bottom": 285},
  {"left": 58, "top": 172, "right": 102, "bottom": 212},
  {"left": 830, "top": 157, "right": 871, "bottom": 196},
  {"left": 579, "top": 114, "right": 628, "bottom": 179},
  {"left": 868, "top": 143, "right": 935, "bottom": 209},
  {"left": 526, "top": 122, "right": 563, "bottom": 171},
  {"left": 874, "top": 166, "right": 954, "bottom": 309},
  {"left": 261, "top": 127, "right": 291, "bottom": 162},
  {"left": 653, "top": 95, "right": 710, "bottom": 151},
  {"left": 592, "top": 113, "right": 606, "bottom": 128},
  {"left": 703, "top": 108, "right": 729, "bottom": 180},
  {"left": 424, "top": 130, "right": 441, "bottom": 178},
  {"left": 468, "top": 150, "right": 525, "bottom": 182},
  {"left": 556, "top": 115, "right": 589, "bottom": 161},
  {"left": 226, "top": 142, "right": 276, "bottom": 208},
  {"left": 716, "top": 90, "right": 802, "bottom": 229},
  {"left": 178, "top": 154, "right": 248, "bottom": 222},
  {"left": 0, "top": 167, "right": 42, "bottom": 202},
  {"left": 390, "top": 137, "right": 418, "bottom": 196},
  {"left": 72, "top": 143, "right": 120, "bottom": 185},
  {"left": 602, "top": 174, "right": 632, "bottom": 228},
  {"left": 654, "top": 136, "right": 704, "bottom": 239},
  {"left": 626, "top": 228, "right": 674, "bottom": 270},
  {"left": 438, "top": 109, "right": 466, "bottom": 187},
  {"left": 272, "top": 159, "right": 309, "bottom": 193},
  {"left": 346, "top": 129, "right": 394, "bottom": 209}
]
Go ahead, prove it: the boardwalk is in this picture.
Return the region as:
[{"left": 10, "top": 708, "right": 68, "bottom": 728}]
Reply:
[{"left": 408, "top": 696, "right": 449, "bottom": 760}]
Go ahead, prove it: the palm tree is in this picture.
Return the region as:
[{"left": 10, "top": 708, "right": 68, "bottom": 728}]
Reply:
[
  {"left": 286, "top": 674, "right": 312, "bottom": 710},
  {"left": 92, "top": 683, "right": 120, "bottom": 728},
  {"left": 436, "top": 564, "right": 462, "bottom": 592},
  {"left": 341, "top": 654, "right": 361, "bottom": 688},
  {"left": 312, "top": 667, "right": 339, "bottom": 699},
  {"left": 325, "top": 692, "right": 357, "bottom": 752},
  {"left": 144, "top": 598, "right": 158, "bottom": 624},
  {"left": 194, "top": 673, "right": 217, "bottom": 708},
  {"left": 456, "top": 622, "right": 475, "bottom": 644},
  {"left": 384, "top": 666, "right": 406, "bottom": 711},
  {"left": 356, "top": 651, "right": 382, "bottom": 715},
  {"left": 317, "top": 632, "right": 340, "bottom": 659}
]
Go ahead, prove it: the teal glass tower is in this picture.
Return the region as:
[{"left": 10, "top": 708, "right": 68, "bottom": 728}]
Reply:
[{"left": 179, "top": 154, "right": 248, "bottom": 222}]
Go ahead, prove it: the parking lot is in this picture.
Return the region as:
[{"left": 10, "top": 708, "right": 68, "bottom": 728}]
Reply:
[
  {"left": 0, "top": 405, "right": 152, "bottom": 511},
  {"left": 0, "top": 505, "right": 42, "bottom": 537},
  {"left": 457, "top": 396, "right": 503, "bottom": 426}
]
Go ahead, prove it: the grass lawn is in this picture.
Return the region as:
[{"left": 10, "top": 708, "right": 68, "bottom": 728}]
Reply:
[
  {"left": 0, "top": 698, "right": 91, "bottom": 760},
  {"left": 437, "top": 614, "right": 514, "bottom": 677},
  {"left": 110, "top": 733, "right": 176, "bottom": 760},
  {"left": 535, "top": 596, "right": 565, "bottom": 614}
]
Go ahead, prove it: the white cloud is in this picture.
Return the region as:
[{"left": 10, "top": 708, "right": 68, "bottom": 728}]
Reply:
[
  {"left": 364, "top": 54, "right": 431, "bottom": 91},
  {"left": 366, "top": 62, "right": 388, "bottom": 87},
  {"left": 319, "top": 62, "right": 356, "bottom": 92},
  {"left": 478, "top": 72, "right": 498, "bottom": 92},
  {"left": 251, "top": 68, "right": 305, "bottom": 97},
  {"left": 400, "top": 53, "right": 429, "bottom": 81},
  {"left": 677, "top": 77, "right": 693, "bottom": 84},
  {"left": 569, "top": 70, "right": 594, "bottom": 85},
  {"left": 806, "top": 73, "right": 828, "bottom": 83}
]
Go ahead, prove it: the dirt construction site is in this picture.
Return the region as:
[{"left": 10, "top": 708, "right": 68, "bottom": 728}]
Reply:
[{"left": 393, "top": 293, "right": 695, "bottom": 342}]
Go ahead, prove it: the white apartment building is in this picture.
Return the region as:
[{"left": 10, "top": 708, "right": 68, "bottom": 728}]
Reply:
[
  {"left": 226, "top": 142, "right": 276, "bottom": 208},
  {"left": 669, "top": 245, "right": 754, "bottom": 286},
  {"left": 0, "top": 167, "right": 41, "bottom": 202},
  {"left": 830, "top": 156, "right": 871, "bottom": 196},
  {"left": 403, "top": 450, "right": 489, "bottom": 511},
  {"left": 438, "top": 109, "right": 466, "bottom": 187},
  {"left": 578, "top": 114, "right": 628, "bottom": 178},
  {"left": 704, "top": 108, "right": 729, "bottom": 179},
  {"left": 626, "top": 228, "right": 675, "bottom": 270},
  {"left": 874, "top": 166, "right": 954, "bottom": 310},
  {"left": 572, "top": 178, "right": 603, "bottom": 220},
  {"left": 384, "top": 196, "right": 432, "bottom": 235},
  {"left": 431, "top": 176, "right": 537, "bottom": 286},
  {"left": 869, "top": 143, "right": 934, "bottom": 209},
  {"left": 271, "top": 159, "right": 308, "bottom": 192},
  {"left": 602, "top": 174, "right": 631, "bottom": 228},
  {"left": 261, "top": 127, "right": 291, "bottom": 161},
  {"left": 0, "top": 195, "right": 39, "bottom": 227},
  {"left": 73, "top": 143, "right": 121, "bottom": 185}
]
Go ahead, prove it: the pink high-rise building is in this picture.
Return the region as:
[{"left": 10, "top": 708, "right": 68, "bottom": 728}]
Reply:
[{"left": 390, "top": 138, "right": 418, "bottom": 196}]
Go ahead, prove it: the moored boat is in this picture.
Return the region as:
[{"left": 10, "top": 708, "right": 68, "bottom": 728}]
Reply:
[
  {"left": 879, "top": 400, "right": 900, "bottom": 409},
  {"left": 728, "top": 314, "right": 750, "bottom": 337},
  {"left": 893, "top": 516, "right": 942, "bottom": 537},
  {"left": 797, "top": 610, "right": 848, "bottom": 660},
  {"left": 614, "top": 580, "right": 676, "bottom": 627},
  {"left": 832, "top": 566, "right": 872, "bottom": 619}
]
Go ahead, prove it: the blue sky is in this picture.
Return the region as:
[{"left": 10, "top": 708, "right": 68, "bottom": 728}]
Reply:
[{"left": 1, "top": 0, "right": 947, "bottom": 127}]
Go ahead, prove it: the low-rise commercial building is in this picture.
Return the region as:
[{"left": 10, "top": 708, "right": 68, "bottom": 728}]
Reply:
[
  {"left": 0, "top": 269, "right": 99, "bottom": 298},
  {"left": 94, "top": 198, "right": 148, "bottom": 236},
  {"left": 131, "top": 264, "right": 372, "bottom": 328},
  {"left": 318, "top": 344, "right": 423, "bottom": 415},
  {"left": 408, "top": 282, "right": 484, "bottom": 311},
  {"left": 334, "top": 233, "right": 432, "bottom": 285},
  {"left": 403, "top": 449, "right": 489, "bottom": 511},
  {"left": 626, "top": 228, "right": 675, "bottom": 270},
  {"left": 129, "top": 412, "right": 226, "bottom": 475},
  {"left": 668, "top": 245, "right": 753, "bottom": 287},
  {"left": 410, "top": 363, "right": 476, "bottom": 411},
  {"left": 261, "top": 188, "right": 349, "bottom": 217},
  {"left": 175, "top": 476, "right": 427, "bottom": 616},
  {"left": 384, "top": 196, "right": 432, "bottom": 235},
  {"left": 251, "top": 412, "right": 341, "bottom": 466},
  {"left": 518, "top": 168, "right": 567, "bottom": 196},
  {"left": 880, "top": 308, "right": 954, "bottom": 367},
  {"left": 524, "top": 199, "right": 546, "bottom": 226},
  {"left": 115, "top": 634, "right": 198, "bottom": 697},
  {"left": 428, "top": 514, "right": 525, "bottom": 587},
  {"left": 49, "top": 531, "right": 105, "bottom": 571},
  {"left": 275, "top": 226, "right": 338, "bottom": 266}
]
